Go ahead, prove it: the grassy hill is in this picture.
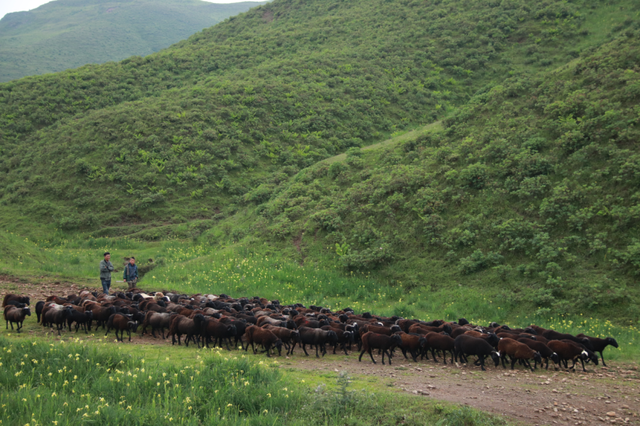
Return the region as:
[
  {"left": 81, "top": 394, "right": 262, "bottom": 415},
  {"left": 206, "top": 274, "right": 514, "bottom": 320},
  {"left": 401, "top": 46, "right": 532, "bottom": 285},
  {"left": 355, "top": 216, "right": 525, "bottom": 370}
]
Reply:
[
  {"left": 0, "top": 0, "right": 639, "bottom": 320},
  {"left": 0, "top": 0, "right": 264, "bottom": 82}
]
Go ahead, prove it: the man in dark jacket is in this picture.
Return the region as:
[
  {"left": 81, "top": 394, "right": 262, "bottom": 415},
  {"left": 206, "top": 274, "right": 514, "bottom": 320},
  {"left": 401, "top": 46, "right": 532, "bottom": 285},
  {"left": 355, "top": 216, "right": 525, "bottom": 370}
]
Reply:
[
  {"left": 123, "top": 257, "right": 138, "bottom": 290},
  {"left": 99, "top": 252, "right": 115, "bottom": 295}
]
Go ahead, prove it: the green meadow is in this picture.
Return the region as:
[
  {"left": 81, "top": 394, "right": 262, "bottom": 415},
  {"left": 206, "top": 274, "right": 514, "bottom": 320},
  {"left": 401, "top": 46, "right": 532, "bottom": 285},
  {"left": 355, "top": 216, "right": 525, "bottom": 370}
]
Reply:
[{"left": 1, "top": 231, "right": 638, "bottom": 363}]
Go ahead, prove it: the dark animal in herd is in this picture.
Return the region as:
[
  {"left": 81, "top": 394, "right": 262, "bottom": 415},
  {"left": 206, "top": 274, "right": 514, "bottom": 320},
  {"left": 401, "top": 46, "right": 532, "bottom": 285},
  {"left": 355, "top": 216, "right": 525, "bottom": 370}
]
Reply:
[
  {"left": 105, "top": 313, "right": 139, "bottom": 342},
  {"left": 358, "top": 332, "right": 402, "bottom": 365},
  {"left": 454, "top": 335, "right": 501, "bottom": 371},
  {"left": 1, "top": 291, "right": 621, "bottom": 373},
  {"left": 4, "top": 306, "right": 31, "bottom": 332}
]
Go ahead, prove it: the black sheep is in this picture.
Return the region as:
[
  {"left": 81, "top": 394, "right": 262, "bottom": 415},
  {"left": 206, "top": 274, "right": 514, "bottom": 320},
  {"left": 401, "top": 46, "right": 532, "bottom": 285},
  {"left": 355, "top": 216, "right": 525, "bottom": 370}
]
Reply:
[
  {"left": 67, "top": 310, "right": 93, "bottom": 333},
  {"left": 298, "top": 327, "right": 338, "bottom": 357},
  {"left": 576, "top": 334, "right": 619, "bottom": 367},
  {"left": 454, "top": 335, "right": 501, "bottom": 371},
  {"left": 35, "top": 301, "right": 45, "bottom": 323},
  {"left": 4, "top": 306, "right": 31, "bottom": 332}
]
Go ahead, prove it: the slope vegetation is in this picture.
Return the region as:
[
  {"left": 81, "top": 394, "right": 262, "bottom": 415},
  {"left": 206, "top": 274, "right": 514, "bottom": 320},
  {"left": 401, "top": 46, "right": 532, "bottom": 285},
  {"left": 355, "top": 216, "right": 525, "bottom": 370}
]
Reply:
[
  {"left": 0, "top": 0, "right": 263, "bottom": 82},
  {"left": 0, "top": 0, "right": 626, "bottom": 235},
  {"left": 226, "top": 24, "right": 640, "bottom": 319}
]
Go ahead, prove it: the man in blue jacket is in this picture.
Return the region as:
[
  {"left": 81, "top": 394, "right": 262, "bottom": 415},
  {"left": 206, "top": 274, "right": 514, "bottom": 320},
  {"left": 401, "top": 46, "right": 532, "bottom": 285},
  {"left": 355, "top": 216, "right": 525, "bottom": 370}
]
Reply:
[
  {"left": 123, "top": 257, "right": 138, "bottom": 290},
  {"left": 99, "top": 252, "right": 115, "bottom": 295}
]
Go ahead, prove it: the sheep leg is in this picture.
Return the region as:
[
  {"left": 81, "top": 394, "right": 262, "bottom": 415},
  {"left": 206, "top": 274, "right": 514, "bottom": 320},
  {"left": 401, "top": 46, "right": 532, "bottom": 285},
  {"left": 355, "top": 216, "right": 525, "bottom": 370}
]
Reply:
[
  {"left": 430, "top": 348, "right": 438, "bottom": 363},
  {"left": 580, "top": 358, "right": 587, "bottom": 373},
  {"left": 599, "top": 351, "right": 607, "bottom": 367},
  {"left": 342, "top": 343, "right": 349, "bottom": 356},
  {"left": 382, "top": 349, "right": 387, "bottom": 365},
  {"left": 525, "top": 359, "right": 534, "bottom": 372},
  {"left": 479, "top": 355, "right": 486, "bottom": 371},
  {"left": 401, "top": 348, "right": 408, "bottom": 360},
  {"left": 315, "top": 344, "right": 320, "bottom": 358},
  {"left": 510, "top": 357, "right": 517, "bottom": 370},
  {"left": 368, "top": 349, "right": 377, "bottom": 364},
  {"left": 302, "top": 343, "right": 309, "bottom": 357}
]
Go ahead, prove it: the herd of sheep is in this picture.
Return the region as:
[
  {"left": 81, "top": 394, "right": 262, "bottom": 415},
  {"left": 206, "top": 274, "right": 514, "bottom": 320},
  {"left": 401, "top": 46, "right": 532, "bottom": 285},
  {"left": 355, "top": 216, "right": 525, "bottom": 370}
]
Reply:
[{"left": 2, "top": 290, "right": 620, "bottom": 372}]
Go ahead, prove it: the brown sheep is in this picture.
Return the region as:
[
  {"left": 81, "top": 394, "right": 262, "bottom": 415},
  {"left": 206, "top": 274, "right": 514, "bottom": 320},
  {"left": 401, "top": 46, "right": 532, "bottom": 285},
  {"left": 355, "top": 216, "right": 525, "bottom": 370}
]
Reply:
[
  {"left": 426, "top": 332, "right": 456, "bottom": 364},
  {"left": 2, "top": 294, "right": 30, "bottom": 307},
  {"left": 105, "top": 313, "right": 139, "bottom": 342},
  {"left": 244, "top": 325, "right": 283, "bottom": 357},
  {"left": 262, "top": 325, "right": 300, "bottom": 356},
  {"left": 517, "top": 338, "right": 560, "bottom": 370},
  {"left": 393, "top": 332, "right": 427, "bottom": 362},
  {"left": 497, "top": 338, "right": 542, "bottom": 371},
  {"left": 168, "top": 314, "right": 201, "bottom": 347},
  {"left": 547, "top": 340, "right": 590, "bottom": 372}
]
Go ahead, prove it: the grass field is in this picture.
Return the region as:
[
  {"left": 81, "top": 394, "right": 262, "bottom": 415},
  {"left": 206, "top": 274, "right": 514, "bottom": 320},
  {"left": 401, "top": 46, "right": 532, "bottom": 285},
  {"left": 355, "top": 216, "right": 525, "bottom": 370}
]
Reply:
[{"left": 0, "top": 334, "right": 511, "bottom": 426}]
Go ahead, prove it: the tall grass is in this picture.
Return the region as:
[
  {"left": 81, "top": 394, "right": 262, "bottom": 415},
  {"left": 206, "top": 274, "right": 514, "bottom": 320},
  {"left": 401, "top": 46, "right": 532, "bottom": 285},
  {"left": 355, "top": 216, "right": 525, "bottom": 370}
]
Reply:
[{"left": 0, "top": 336, "right": 304, "bottom": 425}]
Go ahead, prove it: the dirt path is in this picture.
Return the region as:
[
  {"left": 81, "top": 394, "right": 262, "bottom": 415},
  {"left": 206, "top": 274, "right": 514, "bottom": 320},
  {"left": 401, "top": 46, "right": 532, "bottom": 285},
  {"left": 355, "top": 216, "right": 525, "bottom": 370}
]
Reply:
[
  {"left": 285, "top": 354, "right": 640, "bottom": 426},
  {"left": 2, "top": 281, "right": 640, "bottom": 426}
]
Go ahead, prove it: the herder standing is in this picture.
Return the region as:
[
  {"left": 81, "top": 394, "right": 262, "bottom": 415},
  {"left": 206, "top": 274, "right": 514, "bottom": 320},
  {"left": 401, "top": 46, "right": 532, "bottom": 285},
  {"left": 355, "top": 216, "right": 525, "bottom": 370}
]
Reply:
[
  {"left": 99, "top": 252, "right": 115, "bottom": 295},
  {"left": 123, "top": 257, "right": 138, "bottom": 290}
]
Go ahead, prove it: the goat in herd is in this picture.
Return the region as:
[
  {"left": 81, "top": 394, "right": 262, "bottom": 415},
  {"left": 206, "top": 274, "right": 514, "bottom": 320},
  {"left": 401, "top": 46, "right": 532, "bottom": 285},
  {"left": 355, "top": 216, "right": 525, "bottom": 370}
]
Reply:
[{"left": 1, "top": 291, "right": 620, "bottom": 372}]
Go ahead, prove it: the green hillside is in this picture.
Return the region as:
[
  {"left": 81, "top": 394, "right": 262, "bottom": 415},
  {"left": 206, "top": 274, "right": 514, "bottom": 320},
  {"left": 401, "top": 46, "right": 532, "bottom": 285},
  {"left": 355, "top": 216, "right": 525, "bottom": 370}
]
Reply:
[
  {"left": 0, "top": 0, "right": 264, "bottom": 82},
  {"left": 1, "top": 0, "right": 639, "bottom": 320}
]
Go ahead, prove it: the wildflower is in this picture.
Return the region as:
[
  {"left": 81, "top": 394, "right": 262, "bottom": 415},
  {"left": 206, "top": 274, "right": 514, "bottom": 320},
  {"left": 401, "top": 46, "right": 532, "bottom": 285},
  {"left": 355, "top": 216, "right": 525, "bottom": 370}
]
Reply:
[
  {"left": 263, "top": 409, "right": 268, "bottom": 414},
  {"left": 227, "top": 403, "right": 233, "bottom": 407}
]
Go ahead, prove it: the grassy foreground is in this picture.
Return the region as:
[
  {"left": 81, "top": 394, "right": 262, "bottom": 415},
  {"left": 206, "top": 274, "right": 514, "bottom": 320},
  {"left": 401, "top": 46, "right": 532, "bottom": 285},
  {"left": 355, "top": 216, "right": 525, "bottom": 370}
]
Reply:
[{"left": 0, "top": 335, "right": 510, "bottom": 426}]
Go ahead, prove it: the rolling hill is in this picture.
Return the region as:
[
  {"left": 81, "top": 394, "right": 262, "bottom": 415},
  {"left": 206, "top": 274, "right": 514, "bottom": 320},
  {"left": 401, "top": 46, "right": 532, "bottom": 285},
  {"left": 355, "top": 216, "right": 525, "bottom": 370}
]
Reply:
[
  {"left": 0, "top": 0, "right": 639, "bottom": 319},
  {"left": 0, "top": 0, "right": 264, "bottom": 82}
]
